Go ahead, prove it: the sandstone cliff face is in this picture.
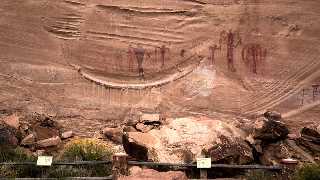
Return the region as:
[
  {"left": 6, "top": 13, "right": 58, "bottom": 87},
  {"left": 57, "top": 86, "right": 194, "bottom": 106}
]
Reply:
[{"left": 0, "top": 0, "right": 319, "bottom": 135}]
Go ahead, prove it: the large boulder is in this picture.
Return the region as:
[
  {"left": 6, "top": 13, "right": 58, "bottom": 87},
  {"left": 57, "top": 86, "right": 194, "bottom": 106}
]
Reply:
[
  {"left": 203, "top": 135, "right": 253, "bottom": 164},
  {"left": 259, "top": 141, "right": 296, "bottom": 165},
  {"left": 252, "top": 117, "right": 289, "bottom": 142},
  {"left": 123, "top": 116, "right": 253, "bottom": 164},
  {"left": 102, "top": 127, "right": 123, "bottom": 144},
  {"left": 296, "top": 127, "right": 320, "bottom": 155},
  {"left": 119, "top": 169, "right": 187, "bottom": 180}
]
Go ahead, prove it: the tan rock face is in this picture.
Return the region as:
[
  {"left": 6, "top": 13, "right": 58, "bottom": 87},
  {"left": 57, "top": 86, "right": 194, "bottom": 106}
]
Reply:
[
  {"left": 123, "top": 116, "right": 253, "bottom": 164},
  {"left": 0, "top": 0, "right": 319, "bottom": 135}
]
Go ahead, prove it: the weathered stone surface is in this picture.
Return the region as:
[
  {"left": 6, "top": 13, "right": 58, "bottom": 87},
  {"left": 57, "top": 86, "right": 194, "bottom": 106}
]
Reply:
[
  {"left": 140, "top": 113, "right": 160, "bottom": 123},
  {"left": 123, "top": 126, "right": 137, "bottom": 133},
  {"left": 123, "top": 116, "right": 252, "bottom": 164},
  {"left": 61, "top": 131, "right": 73, "bottom": 139},
  {"left": 263, "top": 111, "right": 282, "bottom": 121},
  {"left": 135, "top": 123, "right": 154, "bottom": 133},
  {"left": 300, "top": 127, "right": 320, "bottom": 144},
  {"left": 288, "top": 133, "right": 299, "bottom": 140},
  {"left": 119, "top": 169, "right": 188, "bottom": 180},
  {"left": 259, "top": 141, "right": 293, "bottom": 165},
  {"left": 296, "top": 127, "right": 320, "bottom": 155},
  {"left": 204, "top": 135, "right": 253, "bottom": 164},
  {"left": 36, "top": 136, "right": 61, "bottom": 148},
  {"left": 123, "top": 132, "right": 153, "bottom": 161},
  {"left": 128, "top": 166, "right": 142, "bottom": 176},
  {"left": 21, "top": 133, "right": 35, "bottom": 146},
  {"left": 2, "top": 114, "right": 20, "bottom": 129},
  {"left": 253, "top": 117, "right": 289, "bottom": 142},
  {"left": 102, "top": 127, "right": 123, "bottom": 144}
]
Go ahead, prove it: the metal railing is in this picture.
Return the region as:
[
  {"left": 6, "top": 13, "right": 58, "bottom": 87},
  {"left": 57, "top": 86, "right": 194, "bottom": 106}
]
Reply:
[{"left": 0, "top": 154, "right": 283, "bottom": 180}]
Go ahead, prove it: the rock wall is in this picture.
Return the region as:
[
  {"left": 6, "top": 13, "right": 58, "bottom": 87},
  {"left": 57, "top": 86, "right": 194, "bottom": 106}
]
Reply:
[{"left": 0, "top": 0, "right": 319, "bottom": 135}]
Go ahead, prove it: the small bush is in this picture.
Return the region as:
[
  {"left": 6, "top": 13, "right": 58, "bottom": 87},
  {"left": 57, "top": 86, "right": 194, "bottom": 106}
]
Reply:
[
  {"left": 0, "top": 138, "right": 115, "bottom": 178},
  {"left": 56, "top": 138, "right": 114, "bottom": 177},
  {"left": 294, "top": 163, "right": 320, "bottom": 180},
  {"left": 245, "top": 170, "right": 278, "bottom": 180},
  {"left": 61, "top": 138, "right": 114, "bottom": 161},
  {"left": 0, "top": 147, "right": 42, "bottom": 178}
]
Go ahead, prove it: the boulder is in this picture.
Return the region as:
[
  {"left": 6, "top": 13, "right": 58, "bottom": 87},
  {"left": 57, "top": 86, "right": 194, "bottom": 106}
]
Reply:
[
  {"left": 123, "top": 116, "right": 253, "bottom": 164},
  {"left": 135, "top": 123, "right": 154, "bottom": 133},
  {"left": 263, "top": 111, "right": 282, "bottom": 121},
  {"left": 204, "top": 135, "right": 253, "bottom": 164},
  {"left": 123, "top": 132, "right": 152, "bottom": 161},
  {"left": 0, "top": 124, "right": 18, "bottom": 147},
  {"left": 102, "top": 127, "right": 123, "bottom": 143},
  {"left": 119, "top": 169, "right": 187, "bottom": 180},
  {"left": 129, "top": 166, "right": 142, "bottom": 175},
  {"left": 123, "top": 126, "right": 137, "bottom": 132},
  {"left": 21, "top": 133, "right": 35, "bottom": 146},
  {"left": 37, "top": 136, "right": 61, "bottom": 148},
  {"left": 259, "top": 141, "right": 294, "bottom": 165},
  {"left": 252, "top": 117, "right": 289, "bottom": 142},
  {"left": 300, "top": 127, "right": 320, "bottom": 144},
  {"left": 61, "top": 131, "right": 73, "bottom": 139},
  {"left": 140, "top": 113, "right": 161, "bottom": 124},
  {"left": 34, "top": 125, "right": 59, "bottom": 141},
  {"left": 296, "top": 127, "right": 320, "bottom": 155},
  {"left": 288, "top": 133, "right": 299, "bottom": 140},
  {"left": 2, "top": 114, "right": 20, "bottom": 129}
]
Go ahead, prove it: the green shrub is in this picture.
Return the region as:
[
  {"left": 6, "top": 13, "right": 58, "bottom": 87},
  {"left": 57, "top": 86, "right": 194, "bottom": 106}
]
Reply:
[
  {"left": 61, "top": 138, "right": 114, "bottom": 161},
  {"left": 294, "top": 163, "right": 320, "bottom": 180},
  {"left": 0, "top": 138, "right": 115, "bottom": 178},
  {"left": 0, "top": 147, "right": 42, "bottom": 178},
  {"left": 56, "top": 138, "right": 114, "bottom": 177},
  {"left": 245, "top": 170, "right": 277, "bottom": 180}
]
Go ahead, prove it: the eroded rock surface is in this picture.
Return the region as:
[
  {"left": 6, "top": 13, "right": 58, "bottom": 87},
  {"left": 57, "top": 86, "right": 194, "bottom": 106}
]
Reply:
[{"left": 123, "top": 116, "right": 253, "bottom": 164}]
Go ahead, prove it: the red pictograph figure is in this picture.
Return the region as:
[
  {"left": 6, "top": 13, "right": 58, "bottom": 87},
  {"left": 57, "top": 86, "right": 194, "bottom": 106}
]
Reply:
[
  {"left": 180, "top": 49, "right": 186, "bottom": 58},
  {"left": 159, "top": 45, "right": 170, "bottom": 69},
  {"left": 127, "top": 45, "right": 135, "bottom": 72},
  {"left": 241, "top": 43, "right": 267, "bottom": 74},
  {"left": 220, "top": 30, "right": 241, "bottom": 72},
  {"left": 133, "top": 45, "right": 145, "bottom": 79},
  {"left": 209, "top": 44, "right": 220, "bottom": 65},
  {"left": 312, "top": 84, "right": 320, "bottom": 101}
]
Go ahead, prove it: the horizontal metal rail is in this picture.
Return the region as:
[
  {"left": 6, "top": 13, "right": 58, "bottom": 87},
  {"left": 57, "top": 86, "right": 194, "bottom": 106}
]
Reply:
[
  {"left": 0, "top": 160, "right": 282, "bottom": 170},
  {"left": 128, "top": 161, "right": 282, "bottom": 170},
  {"left": 1, "top": 177, "right": 112, "bottom": 180},
  {"left": 0, "top": 161, "right": 112, "bottom": 166}
]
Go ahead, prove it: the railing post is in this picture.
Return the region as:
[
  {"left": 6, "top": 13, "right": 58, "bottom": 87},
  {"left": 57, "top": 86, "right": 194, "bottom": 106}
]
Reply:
[
  {"left": 199, "top": 153, "right": 208, "bottom": 179},
  {"left": 281, "top": 159, "right": 298, "bottom": 180},
  {"left": 112, "top": 153, "right": 129, "bottom": 180}
]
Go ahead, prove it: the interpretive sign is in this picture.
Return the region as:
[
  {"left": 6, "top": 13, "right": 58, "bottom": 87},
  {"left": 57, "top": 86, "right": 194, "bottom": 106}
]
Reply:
[
  {"left": 197, "top": 158, "right": 211, "bottom": 168},
  {"left": 37, "top": 156, "right": 53, "bottom": 166}
]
